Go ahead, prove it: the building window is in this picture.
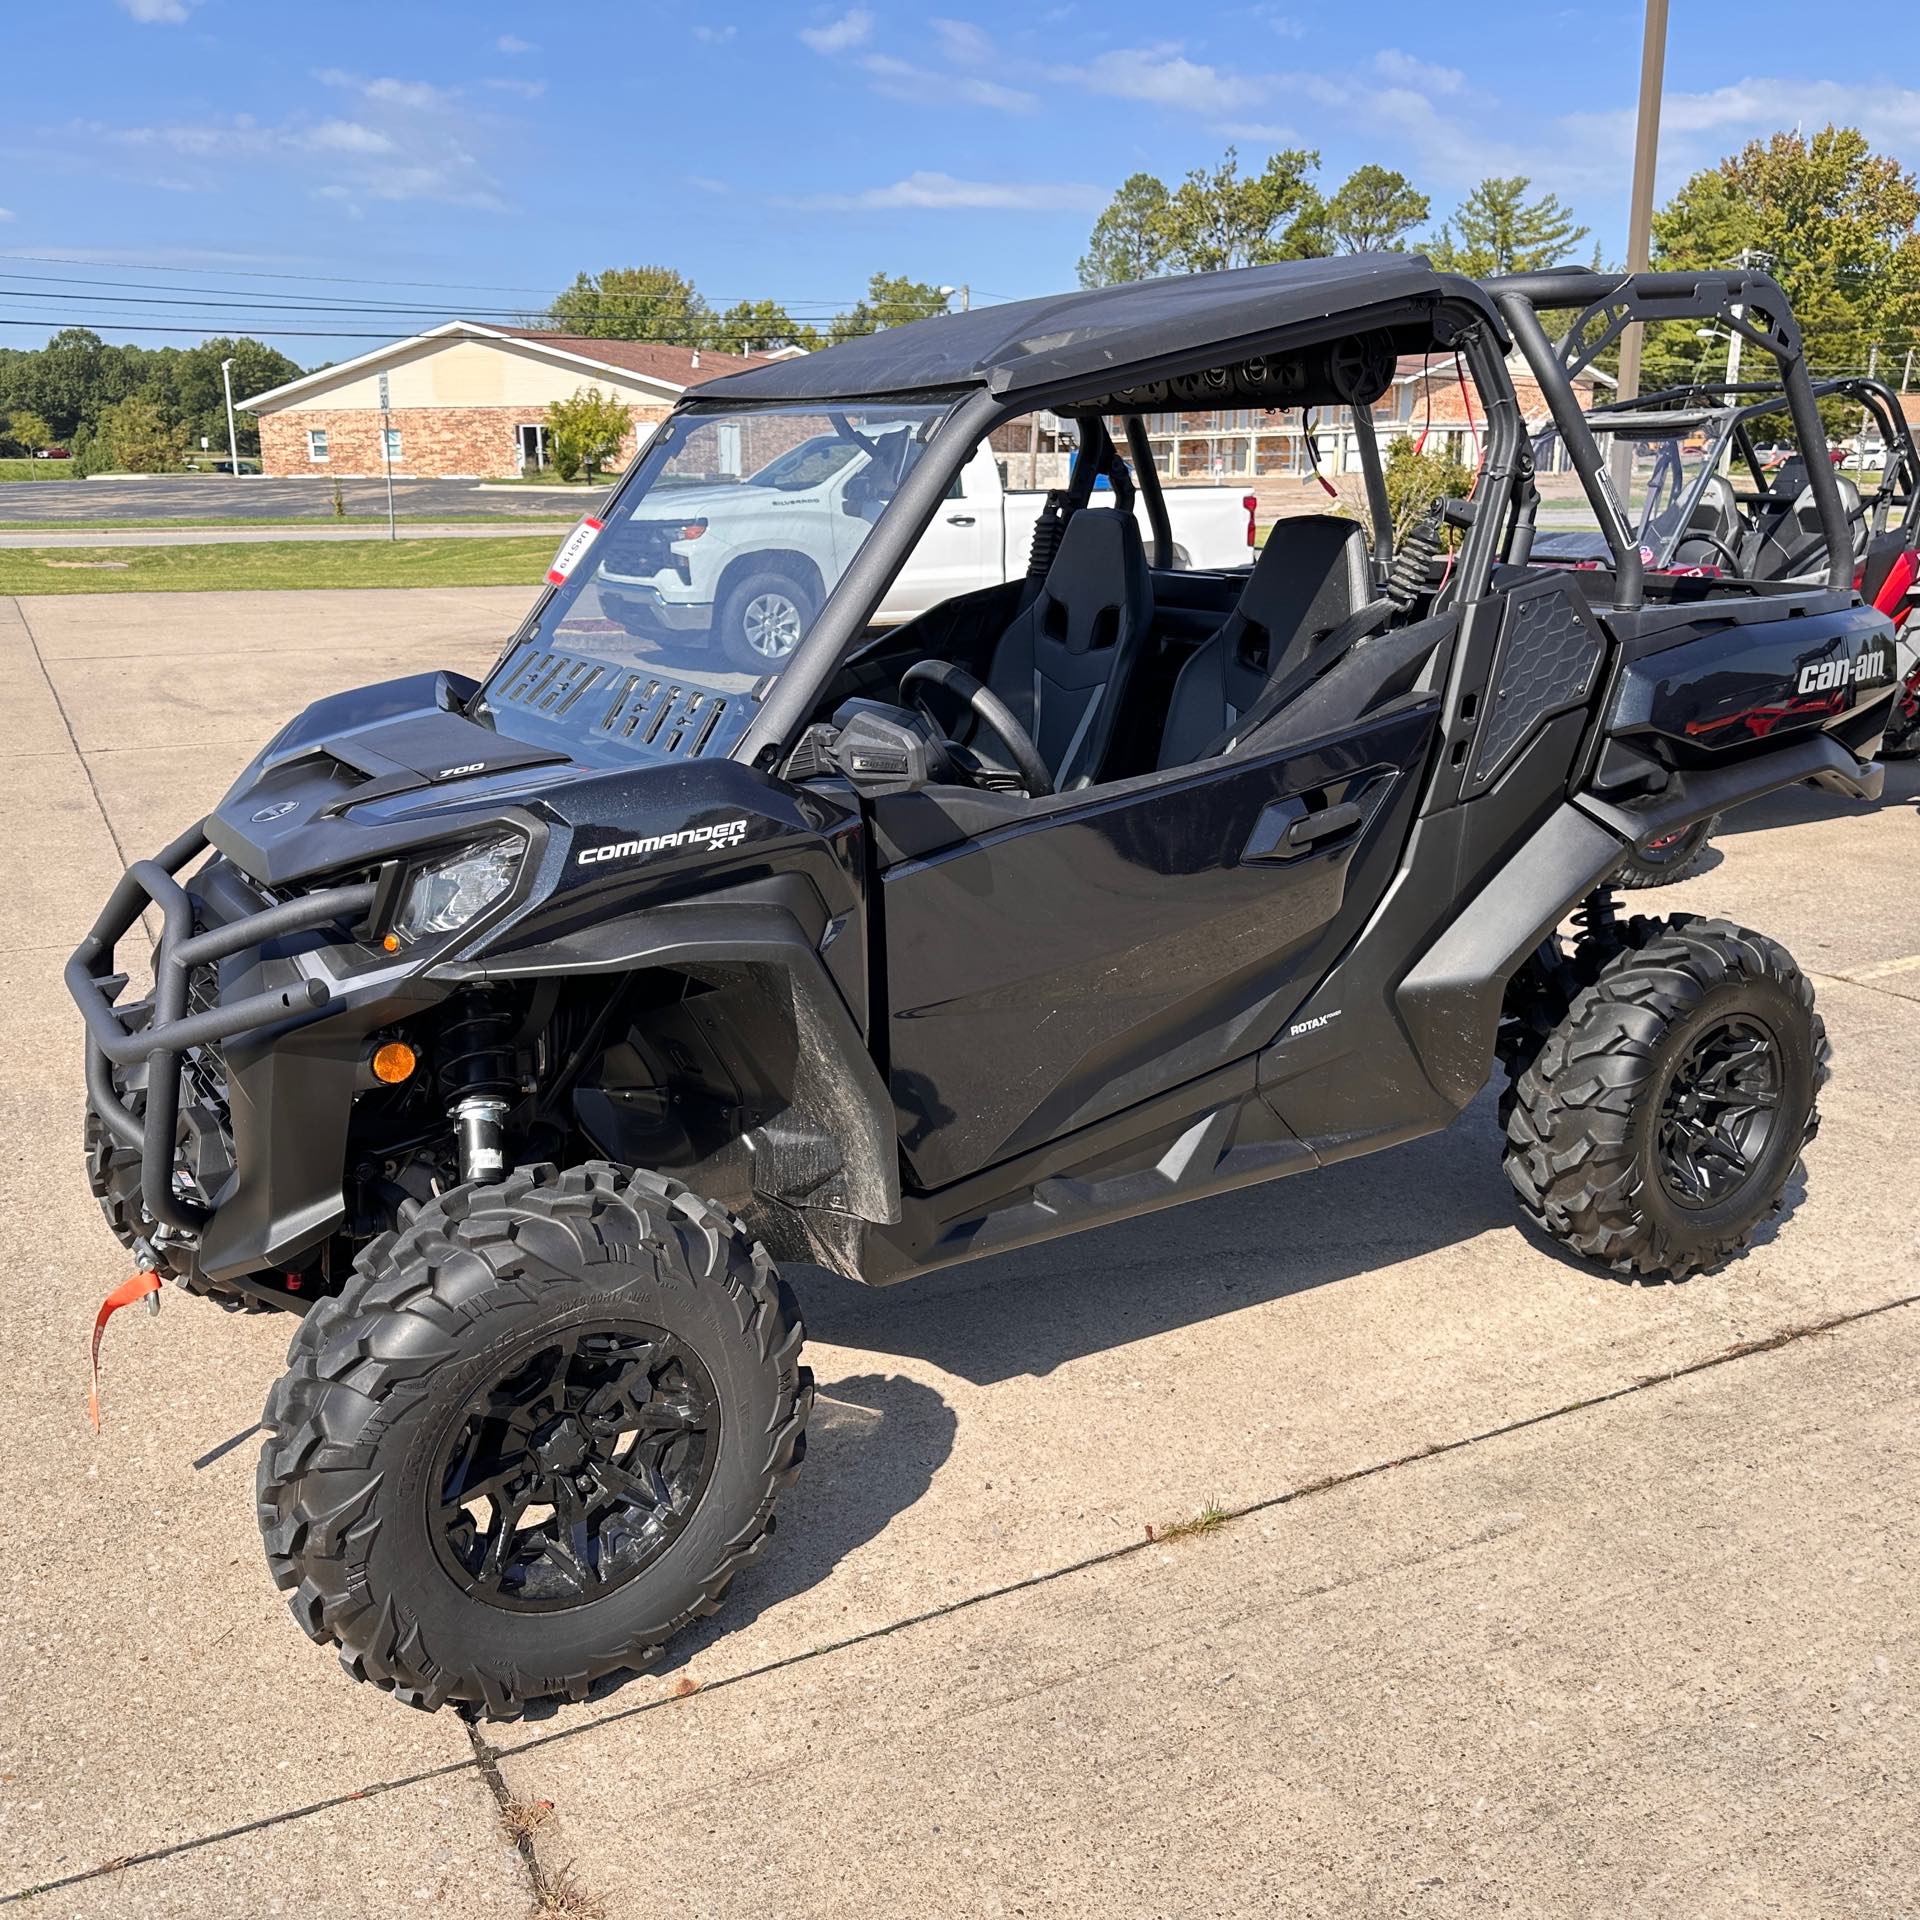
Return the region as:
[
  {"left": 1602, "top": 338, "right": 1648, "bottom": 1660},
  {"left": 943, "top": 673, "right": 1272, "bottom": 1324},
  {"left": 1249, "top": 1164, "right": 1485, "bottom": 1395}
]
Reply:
[
  {"left": 382, "top": 428, "right": 402, "bottom": 463},
  {"left": 516, "top": 423, "right": 548, "bottom": 470},
  {"left": 306, "top": 428, "right": 329, "bottom": 462}
]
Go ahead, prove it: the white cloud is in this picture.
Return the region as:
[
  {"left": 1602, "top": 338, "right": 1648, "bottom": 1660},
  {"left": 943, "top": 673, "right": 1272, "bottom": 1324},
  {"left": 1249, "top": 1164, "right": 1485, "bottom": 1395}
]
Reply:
[
  {"left": 0, "top": 208, "right": 13, "bottom": 222},
  {"left": 1267, "top": 13, "right": 1307, "bottom": 37},
  {"left": 693, "top": 21, "right": 737, "bottom": 39},
  {"left": 117, "top": 0, "right": 200, "bottom": 21},
  {"left": 788, "top": 170, "right": 1102, "bottom": 211},
  {"left": 860, "top": 53, "right": 1036, "bottom": 114},
  {"left": 799, "top": 8, "right": 874, "bottom": 54},
  {"left": 496, "top": 33, "right": 535, "bottom": 53},
  {"left": 686, "top": 175, "right": 730, "bottom": 194},
  {"left": 1213, "top": 121, "right": 1300, "bottom": 143},
  {"left": 931, "top": 17, "right": 993, "bottom": 65},
  {"left": 360, "top": 75, "right": 457, "bottom": 111},
  {"left": 1058, "top": 45, "right": 1264, "bottom": 115},
  {"left": 303, "top": 119, "right": 395, "bottom": 155},
  {"left": 1372, "top": 48, "right": 1464, "bottom": 95},
  {"left": 485, "top": 76, "right": 547, "bottom": 97}
]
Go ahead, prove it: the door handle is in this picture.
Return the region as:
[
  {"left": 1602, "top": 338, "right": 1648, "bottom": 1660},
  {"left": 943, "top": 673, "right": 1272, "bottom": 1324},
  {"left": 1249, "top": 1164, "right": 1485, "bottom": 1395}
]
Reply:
[
  {"left": 1281, "top": 801, "right": 1363, "bottom": 851},
  {"left": 945, "top": 514, "right": 976, "bottom": 526}
]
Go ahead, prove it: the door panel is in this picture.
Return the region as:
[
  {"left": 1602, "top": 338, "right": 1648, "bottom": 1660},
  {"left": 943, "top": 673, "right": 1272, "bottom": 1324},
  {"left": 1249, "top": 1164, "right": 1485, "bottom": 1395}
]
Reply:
[
  {"left": 879, "top": 701, "right": 1438, "bottom": 1189},
  {"left": 888, "top": 444, "right": 1001, "bottom": 615}
]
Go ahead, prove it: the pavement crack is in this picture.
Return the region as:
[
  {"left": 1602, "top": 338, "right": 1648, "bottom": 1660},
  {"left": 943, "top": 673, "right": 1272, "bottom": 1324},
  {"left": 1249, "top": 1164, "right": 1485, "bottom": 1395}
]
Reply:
[
  {"left": 10, "top": 592, "right": 130, "bottom": 868},
  {"left": 7, "top": 1287, "right": 1913, "bottom": 1907}
]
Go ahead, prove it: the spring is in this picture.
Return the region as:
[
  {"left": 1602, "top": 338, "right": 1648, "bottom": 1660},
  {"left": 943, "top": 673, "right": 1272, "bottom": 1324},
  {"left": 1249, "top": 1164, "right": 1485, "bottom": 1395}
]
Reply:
[
  {"left": 1384, "top": 507, "right": 1444, "bottom": 611},
  {"left": 1574, "top": 887, "right": 1623, "bottom": 946},
  {"left": 434, "top": 993, "right": 518, "bottom": 1104}
]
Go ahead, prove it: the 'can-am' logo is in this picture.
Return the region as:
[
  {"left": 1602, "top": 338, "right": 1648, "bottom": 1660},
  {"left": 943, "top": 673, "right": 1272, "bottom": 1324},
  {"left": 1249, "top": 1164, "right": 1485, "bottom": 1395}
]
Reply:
[
  {"left": 251, "top": 801, "right": 298, "bottom": 822},
  {"left": 576, "top": 818, "right": 751, "bottom": 866},
  {"left": 1798, "top": 648, "right": 1890, "bottom": 695}
]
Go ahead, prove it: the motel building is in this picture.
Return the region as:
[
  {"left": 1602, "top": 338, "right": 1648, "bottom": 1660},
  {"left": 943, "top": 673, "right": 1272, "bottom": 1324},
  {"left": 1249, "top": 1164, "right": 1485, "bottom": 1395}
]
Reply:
[{"left": 239, "top": 320, "right": 777, "bottom": 480}]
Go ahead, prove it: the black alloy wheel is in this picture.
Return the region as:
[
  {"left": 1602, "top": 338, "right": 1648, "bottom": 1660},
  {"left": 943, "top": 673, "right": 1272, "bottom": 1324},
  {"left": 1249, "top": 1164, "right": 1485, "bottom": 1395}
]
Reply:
[
  {"left": 1653, "top": 1013, "right": 1783, "bottom": 1210},
  {"left": 433, "top": 1322, "right": 719, "bottom": 1612}
]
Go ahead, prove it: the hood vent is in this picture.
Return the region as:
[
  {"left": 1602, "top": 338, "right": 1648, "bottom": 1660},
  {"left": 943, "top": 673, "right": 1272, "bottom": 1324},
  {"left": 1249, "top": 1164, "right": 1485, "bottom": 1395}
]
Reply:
[{"left": 493, "top": 648, "right": 728, "bottom": 759}]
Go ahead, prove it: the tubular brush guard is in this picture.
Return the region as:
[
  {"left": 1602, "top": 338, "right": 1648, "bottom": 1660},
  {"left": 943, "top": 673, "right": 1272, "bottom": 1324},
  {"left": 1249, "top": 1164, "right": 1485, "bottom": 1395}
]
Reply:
[{"left": 65, "top": 820, "right": 376, "bottom": 1238}]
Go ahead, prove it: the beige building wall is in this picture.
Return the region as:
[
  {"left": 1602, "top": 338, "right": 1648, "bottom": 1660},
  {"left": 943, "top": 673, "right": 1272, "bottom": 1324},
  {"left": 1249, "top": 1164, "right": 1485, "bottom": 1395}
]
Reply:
[{"left": 280, "top": 338, "right": 678, "bottom": 414}]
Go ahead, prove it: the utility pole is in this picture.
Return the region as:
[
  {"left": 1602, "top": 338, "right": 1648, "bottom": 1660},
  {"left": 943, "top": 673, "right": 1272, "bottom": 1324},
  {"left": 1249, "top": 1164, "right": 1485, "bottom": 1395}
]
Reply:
[
  {"left": 1612, "top": 0, "right": 1669, "bottom": 500},
  {"left": 219, "top": 356, "right": 241, "bottom": 477},
  {"left": 940, "top": 283, "right": 972, "bottom": 313}
]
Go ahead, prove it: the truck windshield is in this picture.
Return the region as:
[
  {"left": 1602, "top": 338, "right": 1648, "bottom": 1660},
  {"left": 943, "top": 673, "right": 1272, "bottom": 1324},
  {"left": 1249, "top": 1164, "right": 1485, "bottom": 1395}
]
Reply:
[{"left": 477, "top": 399, "right": 951, "bottom": 763}]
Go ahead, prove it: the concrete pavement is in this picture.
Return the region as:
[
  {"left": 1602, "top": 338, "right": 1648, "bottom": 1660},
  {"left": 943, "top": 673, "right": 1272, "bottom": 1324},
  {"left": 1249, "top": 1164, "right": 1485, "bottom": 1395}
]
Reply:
[
  {"left": 0, "top": 584, "right": 1914, "bottom": 1917},
  {"left": 0, "top": 524, "right": 575, "bottom": 549},
  {"left": 0, "top": 474, "right": 597, "bottom": 527}
]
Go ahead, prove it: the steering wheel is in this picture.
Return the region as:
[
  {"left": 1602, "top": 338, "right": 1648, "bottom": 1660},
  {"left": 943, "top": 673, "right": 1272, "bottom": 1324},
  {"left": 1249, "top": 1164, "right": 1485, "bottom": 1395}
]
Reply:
[
  {"left": 1672, "top": 531, "right": 1744, "bottom": 574},
  {"left": 899, "top": 659, "right": 1053, "bottom": 797}
]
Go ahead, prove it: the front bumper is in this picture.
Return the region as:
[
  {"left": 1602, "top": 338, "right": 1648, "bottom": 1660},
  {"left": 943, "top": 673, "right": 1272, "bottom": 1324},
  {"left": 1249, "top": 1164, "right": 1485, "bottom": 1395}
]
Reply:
[{"left": 67, "top": 822, "right": 380, "bottom": 1255}]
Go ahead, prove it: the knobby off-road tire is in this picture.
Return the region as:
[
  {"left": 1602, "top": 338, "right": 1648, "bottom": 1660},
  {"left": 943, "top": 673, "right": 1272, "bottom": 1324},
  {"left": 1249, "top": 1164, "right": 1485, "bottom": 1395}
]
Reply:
[
  {"left": 257, "top": 1161, "right": 811, "bottom": 1715},
  {"left": 1502, "top": 915, "right": 1829, "bottom": 1282},
  {"left": 82, "top": 1061, "right": 270, "bottom": 1313},
  {"left": 1614, "top": 814, "right": 1721, "bottom": 889}
]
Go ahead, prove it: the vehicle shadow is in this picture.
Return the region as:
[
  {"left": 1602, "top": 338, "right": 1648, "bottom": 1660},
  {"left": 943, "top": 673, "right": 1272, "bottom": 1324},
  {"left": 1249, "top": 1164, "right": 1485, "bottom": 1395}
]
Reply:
[
  {"left": 796, "top": 1092, "right": 1527, "bottom": 1387},
  {"left": 1715, "top": 753, "right": 1919, "bottom": 835}
]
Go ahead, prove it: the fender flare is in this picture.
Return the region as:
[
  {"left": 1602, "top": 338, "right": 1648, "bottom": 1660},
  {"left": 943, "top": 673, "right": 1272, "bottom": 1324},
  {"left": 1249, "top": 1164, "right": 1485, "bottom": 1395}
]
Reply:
[
  {"left": 1397, "top": 732, "right": 1881, "bottom": 1107},
  {"left": 442, "top": 902, "right": 901, "bottom": 1228}
]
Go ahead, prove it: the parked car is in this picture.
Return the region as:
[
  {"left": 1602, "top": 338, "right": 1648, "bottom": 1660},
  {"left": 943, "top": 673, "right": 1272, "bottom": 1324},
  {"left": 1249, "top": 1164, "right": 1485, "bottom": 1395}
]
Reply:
[
  {"left": 32, "top": 447, "right": 70, "bottom": 460},
  {"left": 70, "top": 255, "right": 1894, "bottom": 1716},
  {"left": 594, "top": 426, "right": 1256, "bottom": 670}
]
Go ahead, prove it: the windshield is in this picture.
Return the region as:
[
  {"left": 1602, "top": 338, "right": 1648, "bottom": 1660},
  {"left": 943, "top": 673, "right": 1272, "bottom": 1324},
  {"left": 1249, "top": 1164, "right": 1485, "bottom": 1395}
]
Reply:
[
  {"left": 1530, "top": 410, "right": 1740, "bottom": 568},
  {"left": 477, "top": 399, "right": 950, "bottom": 763}
]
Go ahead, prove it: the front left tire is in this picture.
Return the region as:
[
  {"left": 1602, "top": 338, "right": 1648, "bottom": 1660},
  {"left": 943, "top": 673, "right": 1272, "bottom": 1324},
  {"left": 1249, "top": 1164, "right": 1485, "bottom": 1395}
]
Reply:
[{"left": 256, "top": 1161, "right": 811, "bottom": 1715}]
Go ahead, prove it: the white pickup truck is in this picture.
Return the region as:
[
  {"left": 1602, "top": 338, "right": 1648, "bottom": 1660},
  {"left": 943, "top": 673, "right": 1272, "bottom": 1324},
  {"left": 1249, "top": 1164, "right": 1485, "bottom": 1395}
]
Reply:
[{"left": 592, "top": 428, "right": 1255, "bottom": 671}]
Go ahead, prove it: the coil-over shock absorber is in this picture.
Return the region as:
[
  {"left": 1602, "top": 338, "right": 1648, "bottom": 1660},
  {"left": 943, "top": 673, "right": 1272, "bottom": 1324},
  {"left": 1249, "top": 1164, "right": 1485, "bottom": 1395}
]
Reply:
[{"left": 436, "top": 992, "right": 518, "bottom": 1184}]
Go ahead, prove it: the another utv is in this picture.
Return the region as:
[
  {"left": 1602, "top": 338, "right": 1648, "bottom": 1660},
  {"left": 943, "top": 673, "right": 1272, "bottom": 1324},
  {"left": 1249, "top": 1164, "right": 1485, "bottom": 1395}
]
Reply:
[{"left": 69, "top": 258, "right": 1896, "bottom": 1714}]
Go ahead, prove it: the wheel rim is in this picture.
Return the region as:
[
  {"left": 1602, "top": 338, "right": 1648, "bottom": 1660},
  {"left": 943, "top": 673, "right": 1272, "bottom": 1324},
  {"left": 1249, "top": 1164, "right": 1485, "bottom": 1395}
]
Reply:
[
  {"left": 1637, "top": 824, "right": 1695, "bottom": 864},
  {"left": 431, "top": 1322, "right": 718, "bottom": 1613},
  {"left": 1654, "top": 1014, "right": 1784, "bottom": 1210},
  {"left": 740, "top": 590, "right": 802, "bottom": 659}
]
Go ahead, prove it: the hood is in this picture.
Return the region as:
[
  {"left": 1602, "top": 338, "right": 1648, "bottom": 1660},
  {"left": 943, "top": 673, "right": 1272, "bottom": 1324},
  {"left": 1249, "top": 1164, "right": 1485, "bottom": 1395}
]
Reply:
[{"left": 207, "top": 670, "right": 590, "bottom": 887}]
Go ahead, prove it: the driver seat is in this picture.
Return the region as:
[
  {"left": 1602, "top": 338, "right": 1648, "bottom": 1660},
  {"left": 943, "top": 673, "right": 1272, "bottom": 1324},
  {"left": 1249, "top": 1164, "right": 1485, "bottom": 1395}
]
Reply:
[{"left": 983, "top": 507, "right": 1154, "bottom": 789}]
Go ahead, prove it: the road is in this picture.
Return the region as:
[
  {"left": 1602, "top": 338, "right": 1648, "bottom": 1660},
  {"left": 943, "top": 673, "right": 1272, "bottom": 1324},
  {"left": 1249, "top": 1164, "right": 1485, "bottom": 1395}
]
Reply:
[
  {"left": 0, "top": 522, "right": 573, "bottom": 549},
  {"left": 0, "top": 582, "right": 1914, "bottom": 1916},
  {"left": 0, "top": 473, "right": 599, "bottom": 527}
]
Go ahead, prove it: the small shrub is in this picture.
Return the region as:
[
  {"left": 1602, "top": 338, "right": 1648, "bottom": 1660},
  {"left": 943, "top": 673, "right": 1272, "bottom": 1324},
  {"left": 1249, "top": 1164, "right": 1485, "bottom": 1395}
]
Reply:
[{"left": 1383, "top": 434, "right": 1475, "bottom": 539}]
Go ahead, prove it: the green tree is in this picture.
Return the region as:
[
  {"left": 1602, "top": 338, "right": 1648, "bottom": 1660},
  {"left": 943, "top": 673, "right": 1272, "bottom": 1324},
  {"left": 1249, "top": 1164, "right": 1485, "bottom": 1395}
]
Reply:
[
  {"left": 1078, "top": 171, "right": 1173, "bottom": 287},
  {"left": 99, "top": 393, "right": 184, "bottom": 473},
  {"left": 1648, "top": 125, "right": 1920, "bottom": 380},
  {"left": 1427, "top": 177, "right": 1589, "bottom": 276},
  {"left": 713, "top": 300, "right": 820, "bottom": 354},
  {"left": 548, "top": 267, "right": 713, "bottom": 345},
  {"left": 545, "top": 385, "right": 633, "bottom": 482},
  {"left": 1382, "top": 434, "right": 1475, "bottom": 540},
  {"left": 172, "top": 337, "right": 304, "bottom": 458},
  {"left": 1324, "top": 165, "right": 1430, "bottom": 255},
  {"left": 1161, "top": 147, "right": 1328, "bottom": 273},
  {"left": 0, "top": 407, "right": 53, "bottom": 455},
  {"left": 827, "top": 273, "right": 952, "bottom": 345}
]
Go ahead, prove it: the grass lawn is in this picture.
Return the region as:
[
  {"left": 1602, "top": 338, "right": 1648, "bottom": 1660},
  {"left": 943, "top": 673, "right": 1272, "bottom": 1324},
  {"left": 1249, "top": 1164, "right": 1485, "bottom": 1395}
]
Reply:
[
  {"left": 0, "top": 514, "right": 575, "bottom": 531},
  {"left": 0, "top": 535, "right": 558, "bottom": 595},
  {"left": 0, "top": 458, "right": 81, "bottom": 482}
]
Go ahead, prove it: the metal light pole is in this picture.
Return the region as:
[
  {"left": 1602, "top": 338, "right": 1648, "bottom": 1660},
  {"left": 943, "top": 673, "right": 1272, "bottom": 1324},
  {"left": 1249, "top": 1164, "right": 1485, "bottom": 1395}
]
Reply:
[
  {"left": 378, "top": 369, "right": 396, "bottom": 543},
  {"left": 939, "top": 283, "right": 972, "bottom": 312},
  {"left": 219, "top": 356, "right": 241, "bottom": 476},
  {"left": 1611, "top": 0, "right": 1670, "bottom": 499}
]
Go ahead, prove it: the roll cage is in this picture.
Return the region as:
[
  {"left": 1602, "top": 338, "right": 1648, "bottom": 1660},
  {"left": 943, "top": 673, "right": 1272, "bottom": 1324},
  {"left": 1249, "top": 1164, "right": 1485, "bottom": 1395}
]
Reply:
[{"left": 1488, "top": 269, "right": 1857, "bottom": 608}]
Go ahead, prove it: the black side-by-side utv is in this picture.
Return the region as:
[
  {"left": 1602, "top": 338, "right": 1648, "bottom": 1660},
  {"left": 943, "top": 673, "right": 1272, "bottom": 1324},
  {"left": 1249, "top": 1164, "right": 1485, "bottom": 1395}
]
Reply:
[{"left": 69, "top": 257, "right": 1896, "bottom": 1713}]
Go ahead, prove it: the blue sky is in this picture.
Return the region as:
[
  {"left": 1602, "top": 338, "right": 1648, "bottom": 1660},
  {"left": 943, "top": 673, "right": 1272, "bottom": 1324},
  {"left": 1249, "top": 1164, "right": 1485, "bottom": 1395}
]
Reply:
[{"left": 0, "top": 0, "right": 1910, "bottom": 364}]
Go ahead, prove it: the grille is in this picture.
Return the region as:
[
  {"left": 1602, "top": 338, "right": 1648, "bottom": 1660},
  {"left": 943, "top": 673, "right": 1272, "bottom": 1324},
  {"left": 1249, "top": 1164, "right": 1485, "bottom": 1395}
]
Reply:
[
  {"left": 493, "top": 648, "right": 728, "bottom": 758},
  {"left": 1466, "top": 582, "right": 1604, "bottom": 792},
  {"left": 182, "top": 961, "right": 231, "bottom": 1130}
]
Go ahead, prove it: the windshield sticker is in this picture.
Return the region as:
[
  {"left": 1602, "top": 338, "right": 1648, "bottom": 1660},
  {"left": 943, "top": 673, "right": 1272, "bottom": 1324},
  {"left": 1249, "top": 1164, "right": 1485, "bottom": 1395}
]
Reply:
[{"left": 546, "top": 516, "right": 604, "bottom": 587}]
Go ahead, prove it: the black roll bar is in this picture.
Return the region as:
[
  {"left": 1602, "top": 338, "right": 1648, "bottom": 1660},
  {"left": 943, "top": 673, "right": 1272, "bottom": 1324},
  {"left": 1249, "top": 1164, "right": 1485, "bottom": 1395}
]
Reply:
[
  {"left": 65, "top": 824, "right": 375, "bottom": 1235},
  {"left": 1489, "top": 268, "right": 1854, "bottom": 599}
]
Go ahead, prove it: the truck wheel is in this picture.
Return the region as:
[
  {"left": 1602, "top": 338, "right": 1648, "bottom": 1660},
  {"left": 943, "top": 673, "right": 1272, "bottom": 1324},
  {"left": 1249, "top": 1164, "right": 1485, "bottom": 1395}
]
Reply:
[
  {"left": 716, "top": 569, "right": 816, "bottom": 673},
  {"left": 1502, "top": 916, "right": 1828, "bottom": 1282},
  {"left": 83, "top": 1052, "right": 271, "bottom": 1313},
  {"left": 257, "top": 1162, "right": 811, "bottom": 1715},
  {"left": 1615, "top": 814, "right": 1719, "bottom": 888}
]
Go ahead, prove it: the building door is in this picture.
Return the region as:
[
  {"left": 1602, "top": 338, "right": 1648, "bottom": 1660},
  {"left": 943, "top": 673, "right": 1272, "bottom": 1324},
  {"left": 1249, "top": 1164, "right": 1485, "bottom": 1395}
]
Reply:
[{"left": 517, "top": 424, "right": 548, "bottom": 471}]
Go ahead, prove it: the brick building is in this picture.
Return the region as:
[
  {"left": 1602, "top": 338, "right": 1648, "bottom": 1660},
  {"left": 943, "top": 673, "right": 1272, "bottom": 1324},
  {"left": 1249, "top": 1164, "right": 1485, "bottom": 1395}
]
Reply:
[{"left": 240, "top": 321, "right": 774, "bottom": 479}]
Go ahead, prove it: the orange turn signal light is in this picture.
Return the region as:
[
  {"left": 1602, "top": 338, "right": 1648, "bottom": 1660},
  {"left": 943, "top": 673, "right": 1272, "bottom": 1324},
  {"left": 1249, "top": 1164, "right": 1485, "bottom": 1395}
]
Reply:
[
  {"left": 372, "top": 1041, "right": 418, "bottom": 1085},
  {"left": 382, "top": 933, "right": 401, "bottom": 953}
]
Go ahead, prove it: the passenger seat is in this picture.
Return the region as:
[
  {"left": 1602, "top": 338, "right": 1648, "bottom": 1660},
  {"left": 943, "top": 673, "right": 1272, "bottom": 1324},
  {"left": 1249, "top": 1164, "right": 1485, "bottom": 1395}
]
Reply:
[{"left": 1156, "top": 515, "right": 1372, "bottom": 768}]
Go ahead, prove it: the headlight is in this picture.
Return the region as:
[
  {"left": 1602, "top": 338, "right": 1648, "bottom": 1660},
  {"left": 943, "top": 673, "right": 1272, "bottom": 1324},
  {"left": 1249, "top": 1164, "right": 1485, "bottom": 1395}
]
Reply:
[{"left": 390, "top": 834, "right": 526, "bottom": 943}]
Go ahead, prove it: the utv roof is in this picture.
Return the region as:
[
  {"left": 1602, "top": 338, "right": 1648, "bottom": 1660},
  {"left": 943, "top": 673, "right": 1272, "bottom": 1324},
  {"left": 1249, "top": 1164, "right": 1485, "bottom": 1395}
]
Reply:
[{"left": 698, "top": 253, "right": 1499, "bottom": 405}]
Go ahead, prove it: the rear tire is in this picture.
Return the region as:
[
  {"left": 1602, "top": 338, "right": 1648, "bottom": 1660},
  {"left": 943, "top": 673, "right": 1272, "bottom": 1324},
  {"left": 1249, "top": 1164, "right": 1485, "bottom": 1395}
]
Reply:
[
  {"left": 1502, "top": 915, "right": 1828, "bottom": 1281},
  {"left": 1615, "top": 814, "right": 1719, "bottom": 888},
  {"left": 256, "top": 1161, "right": 811, "bottom": 1715}
]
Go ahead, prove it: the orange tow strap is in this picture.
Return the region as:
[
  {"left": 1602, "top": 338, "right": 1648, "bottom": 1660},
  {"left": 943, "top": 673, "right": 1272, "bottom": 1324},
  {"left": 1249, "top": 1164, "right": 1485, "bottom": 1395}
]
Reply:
[{"left": 87, "top": 1269, "right": 162, "bottom": 1434}]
